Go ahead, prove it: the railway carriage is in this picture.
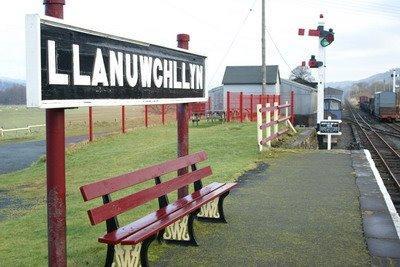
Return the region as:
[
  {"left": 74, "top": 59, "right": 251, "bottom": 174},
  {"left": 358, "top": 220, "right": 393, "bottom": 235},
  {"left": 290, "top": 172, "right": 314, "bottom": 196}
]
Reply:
[
  {"left": 359, "top": 96, "right": 370, "bottom": 112},
  {"left": 358, "top": 92, "right": 399, "bottom": 122},
  {"left": 324, "top": 97, "right": 342, "bottom": 120},
  {"left": 373, "top": 92, "right": 400, "bottom": 122}
]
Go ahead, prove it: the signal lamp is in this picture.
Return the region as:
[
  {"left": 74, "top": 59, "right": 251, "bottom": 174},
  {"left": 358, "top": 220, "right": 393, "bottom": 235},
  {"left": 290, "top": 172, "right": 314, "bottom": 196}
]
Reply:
[
  {"left": 320, "top": 28, "right": 335, "bottom": 47},
  {"left": 308, "top": 55, "right": 323, "bottom": 68}
]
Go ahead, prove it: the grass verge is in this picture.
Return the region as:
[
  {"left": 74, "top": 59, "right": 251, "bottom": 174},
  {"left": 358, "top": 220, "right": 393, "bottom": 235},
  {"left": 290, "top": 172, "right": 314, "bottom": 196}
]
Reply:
[{"left": 0, "top": 121, "right": 270, "bottom": 266}]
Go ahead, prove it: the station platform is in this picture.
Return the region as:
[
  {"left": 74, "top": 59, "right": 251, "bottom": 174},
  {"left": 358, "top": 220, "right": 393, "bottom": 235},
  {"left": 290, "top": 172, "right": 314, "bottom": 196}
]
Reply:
[{"left": 154, "top": 149, "right": 400, "bottom": 265}]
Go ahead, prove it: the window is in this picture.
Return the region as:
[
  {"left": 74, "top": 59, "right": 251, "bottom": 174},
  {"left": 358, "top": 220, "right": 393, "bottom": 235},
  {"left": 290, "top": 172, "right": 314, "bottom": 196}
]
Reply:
[{"left": 330, "top": 101, "right": 340, "bottom": 110}]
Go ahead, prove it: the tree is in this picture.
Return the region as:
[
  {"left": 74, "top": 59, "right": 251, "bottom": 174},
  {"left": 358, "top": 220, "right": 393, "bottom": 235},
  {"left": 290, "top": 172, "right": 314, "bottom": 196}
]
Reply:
[
  {"left": 349, "top": 81, "right": 391, "bottom": 100},
  {"left": 0, "top": 85, "right": 26, "bottom": 105},
  {"left": 289, "top": 65, "right": 315, "bottom": 83}
]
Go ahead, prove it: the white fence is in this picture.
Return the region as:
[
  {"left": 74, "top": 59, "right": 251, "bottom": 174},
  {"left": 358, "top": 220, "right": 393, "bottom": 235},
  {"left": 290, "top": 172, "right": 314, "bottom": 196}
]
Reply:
[
  {"left": 0, "top": 124, "right": 46, "bottom": 137},
  {"left": 257, "top": 101, "right": 296, "bottom": 151}
]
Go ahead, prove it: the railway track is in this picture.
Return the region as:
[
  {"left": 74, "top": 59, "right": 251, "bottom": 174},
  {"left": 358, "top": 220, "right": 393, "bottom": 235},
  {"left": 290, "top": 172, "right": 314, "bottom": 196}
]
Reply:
[
  {"left": 348, "top": 104, "right": 400, "bottom": 210},
  {"left": 356, "top": 109, "right": 400, "bottom": 138},
  {"left": 385, "top": 122, "right": 400, "bottom": 135}
]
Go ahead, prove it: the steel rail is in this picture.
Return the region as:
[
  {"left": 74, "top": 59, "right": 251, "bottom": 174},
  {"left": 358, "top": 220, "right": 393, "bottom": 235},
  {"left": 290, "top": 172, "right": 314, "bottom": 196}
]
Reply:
[
  {"left": 348, "top": 104, "right": 400, "bottom": 190},
  {"left": 385, "top": 122, "right": 400, "bottom": 135}
]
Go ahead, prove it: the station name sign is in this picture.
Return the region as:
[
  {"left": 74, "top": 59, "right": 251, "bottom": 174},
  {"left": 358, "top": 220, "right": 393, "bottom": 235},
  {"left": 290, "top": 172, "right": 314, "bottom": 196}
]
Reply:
[{"left": 25, "top": 15, "right": 207, "bottom": 108}]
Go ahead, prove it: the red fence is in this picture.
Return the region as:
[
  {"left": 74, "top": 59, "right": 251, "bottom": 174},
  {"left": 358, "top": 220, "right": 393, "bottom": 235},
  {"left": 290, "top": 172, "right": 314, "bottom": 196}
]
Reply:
[
  {"left": 86, "top": 92, "right": 294, "bottom": 141},
  {"left": 145, "top": 100, "right": 211, "bottom": 127},
  {"left": 226, "top": 92, "right": 295, "bottom": 123}
]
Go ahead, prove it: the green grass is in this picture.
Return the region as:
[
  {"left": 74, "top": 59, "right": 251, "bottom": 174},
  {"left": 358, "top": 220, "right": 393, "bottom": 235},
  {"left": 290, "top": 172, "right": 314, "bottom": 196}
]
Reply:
[
  {"left": 0, "top": 105, "right": 174, "bottom": 143},
  {"left": 0, "top": 122, "right": 265, "bottom": 266}
]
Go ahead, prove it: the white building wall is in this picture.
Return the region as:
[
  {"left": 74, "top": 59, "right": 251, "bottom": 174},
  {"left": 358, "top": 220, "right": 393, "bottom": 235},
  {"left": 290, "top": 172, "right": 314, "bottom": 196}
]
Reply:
[{"left": 209, "top": 76, "right": 281, "bottom": 112}]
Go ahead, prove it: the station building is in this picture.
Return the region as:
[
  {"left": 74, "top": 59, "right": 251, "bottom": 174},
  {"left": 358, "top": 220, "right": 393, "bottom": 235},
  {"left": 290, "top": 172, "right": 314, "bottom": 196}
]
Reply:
[{"left": 209, "top": 65, "right": 317, "bottom": 126}]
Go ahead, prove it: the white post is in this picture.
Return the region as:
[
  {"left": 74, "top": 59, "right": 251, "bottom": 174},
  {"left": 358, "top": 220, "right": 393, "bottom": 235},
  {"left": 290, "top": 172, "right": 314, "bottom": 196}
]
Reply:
[
  {"left": 285, "top": 101, "right": 289, "bottom": 127},
  {"left": 317, "top": 15, "right": 326, "bottom": 124},
  {"left": 257, "top": 104, "right": 263, "bottom": 152},
  {"left": 265, "top": 103, "right": 271, "bottom": 148},
  {"left": 327, "top": 116, "right": 332, "bottom": 150},
  {"left": 327, "top": 134, "right": 332, "bottom": 150},
  {"left": 273, "top": 102, "right": 279, "bottom": 135}
]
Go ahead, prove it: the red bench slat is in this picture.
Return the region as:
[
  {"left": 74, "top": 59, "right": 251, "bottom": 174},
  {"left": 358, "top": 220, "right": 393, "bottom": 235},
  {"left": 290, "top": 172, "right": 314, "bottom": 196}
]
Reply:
[
  {"left": 88, "top": 166, "right": 213, "bottom": 225},
  {"left": 80, "top": 151, "right": 207, "bottom": 201},
  {"left": 99, "top": 182, "right": 224, "bottom": 244},
  {"left": 120, "top": 183, "right": 237, "bottom": 245}
]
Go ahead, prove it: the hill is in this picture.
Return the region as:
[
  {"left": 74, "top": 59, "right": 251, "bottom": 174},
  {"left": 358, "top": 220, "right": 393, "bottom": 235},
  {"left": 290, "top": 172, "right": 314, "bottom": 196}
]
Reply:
[
  {"left": 0, "top": 77, "right": 25, "bottom": 91},
  {"left": 327, "top": 69, "right": 398, "bottom": 91}
]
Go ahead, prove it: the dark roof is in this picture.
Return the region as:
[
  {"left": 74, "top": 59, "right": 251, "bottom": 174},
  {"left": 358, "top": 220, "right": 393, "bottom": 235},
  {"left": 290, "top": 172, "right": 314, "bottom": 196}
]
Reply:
[
  {"left": 325, "top": 87, "right": 343, "bottom": 97},
  {"left": 292, "top": 77, "right": 318, "bottom": 89},
  {"left": 222, "top": 65, "right": 280, "bottom": 85},
  {"left": 281, "top": 79, "right": 317, "bottom": 93}
]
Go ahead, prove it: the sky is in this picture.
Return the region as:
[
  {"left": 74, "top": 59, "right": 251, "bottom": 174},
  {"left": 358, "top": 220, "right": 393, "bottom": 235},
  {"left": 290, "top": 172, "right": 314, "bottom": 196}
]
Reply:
[{"left": 1, "top": 0, "right": 399, "bottom": 89}]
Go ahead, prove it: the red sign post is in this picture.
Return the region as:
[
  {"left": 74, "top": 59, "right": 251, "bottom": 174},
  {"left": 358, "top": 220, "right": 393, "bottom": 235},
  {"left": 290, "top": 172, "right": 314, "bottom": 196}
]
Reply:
[
  {"left": 43, "top": 1, "right": 67, "bottom": 266},
  {"left": 177, "top": 34, "right": 190, "bottom": 199}
]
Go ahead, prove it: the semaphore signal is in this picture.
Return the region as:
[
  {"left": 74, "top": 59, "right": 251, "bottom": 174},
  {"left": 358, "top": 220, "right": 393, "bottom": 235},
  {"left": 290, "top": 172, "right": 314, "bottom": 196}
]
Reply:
[{"left": 298, "top": 14, "right": 336, "bottom": 125}]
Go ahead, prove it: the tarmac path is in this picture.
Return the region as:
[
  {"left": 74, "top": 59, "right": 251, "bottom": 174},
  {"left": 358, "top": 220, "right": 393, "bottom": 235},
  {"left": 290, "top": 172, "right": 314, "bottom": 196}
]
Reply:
[
  {"left": 154, "top": 150, "right": 371, "bottom": 265},
  {"left": 0, "top": 136, "right": 87, "bottom": 175}
]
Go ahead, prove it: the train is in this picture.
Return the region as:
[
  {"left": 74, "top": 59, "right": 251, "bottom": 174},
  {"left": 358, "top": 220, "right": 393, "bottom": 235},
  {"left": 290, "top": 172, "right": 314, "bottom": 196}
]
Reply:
[
  {"left": 324, "top": 87, "right": 344, "bottom": 120},
  {"left": 359, "top": 92, "right": 400, "bottom": 122},
  {"left": 324, "top": 97, "right": 342, "bottom": 120}
]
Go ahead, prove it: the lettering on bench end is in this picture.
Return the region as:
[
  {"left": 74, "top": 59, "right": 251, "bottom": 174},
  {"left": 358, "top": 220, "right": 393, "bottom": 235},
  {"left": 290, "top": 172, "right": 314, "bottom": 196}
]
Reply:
[
  {"left": 112, "top": 244, "right": 142, "bottom": 267},
  {"left": 163, "top": 216, "right": 190, "bottom": 241},
  {"left": 197, "top": 198, "right": 220, "bottom": 219}
]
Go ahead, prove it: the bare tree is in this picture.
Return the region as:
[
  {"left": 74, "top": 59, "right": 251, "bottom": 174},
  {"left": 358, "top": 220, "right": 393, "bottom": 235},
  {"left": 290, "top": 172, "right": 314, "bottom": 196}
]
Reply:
[
  {"left": 349, "top": 81, "right": 391, "bottom": 99},
  {"left": 289, "top": 65, "right": 315, "bottom": 83}
]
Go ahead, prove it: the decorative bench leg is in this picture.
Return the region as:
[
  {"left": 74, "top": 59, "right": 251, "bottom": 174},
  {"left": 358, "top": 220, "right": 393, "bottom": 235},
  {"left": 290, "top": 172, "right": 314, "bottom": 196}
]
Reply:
[
  {"left": 161, "top": 211, "right": 198, "bottom": 246},
  {"left": 197, "top": 191, "right": 230, "bottom": 223},
  {"left": 110, "top": 236, "right": 155, "bottom": 267}
]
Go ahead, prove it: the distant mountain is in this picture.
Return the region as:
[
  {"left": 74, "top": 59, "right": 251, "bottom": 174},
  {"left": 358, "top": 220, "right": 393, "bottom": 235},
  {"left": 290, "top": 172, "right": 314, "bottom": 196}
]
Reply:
[
  {"left": 0, "top": 77, "right": 25, "bottom": 91},
  {"left": 327, "top": 69, "right": 398, "bottom": 91}
]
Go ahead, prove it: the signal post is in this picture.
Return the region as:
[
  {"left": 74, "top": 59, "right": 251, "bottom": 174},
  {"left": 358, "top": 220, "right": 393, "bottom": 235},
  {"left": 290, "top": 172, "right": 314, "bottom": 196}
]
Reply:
[{"left": 299, "top": 14, "right": 335, "bottom": 125}]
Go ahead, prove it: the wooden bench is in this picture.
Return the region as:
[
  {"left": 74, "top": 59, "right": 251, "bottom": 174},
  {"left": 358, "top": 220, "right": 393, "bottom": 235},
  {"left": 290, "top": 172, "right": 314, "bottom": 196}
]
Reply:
[{"left": 80, "top": 151, "right": 237, "bottom": 267}]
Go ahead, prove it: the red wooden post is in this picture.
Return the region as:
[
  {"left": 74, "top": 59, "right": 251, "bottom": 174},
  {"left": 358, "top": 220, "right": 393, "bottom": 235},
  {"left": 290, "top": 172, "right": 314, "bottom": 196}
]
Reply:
[
  {"left": 239, "top": 92, "right": 243, "bottom": 123},
  {"left": 290, "top": 91, "right": 295, "bottom": 124},
  {"left": 227, "top": 91, "right": 231, "bottom": 122},
  {"left": 266, "top": 95, "right": 270, "bottom": 106},
  {"left": 144, "top": 105, "right": 148, "bottom": 127},
  {"left": 88, "top": 107, "right": 93, "bottom": 142},
  {"left": 121, "top": 106, "right": 126, "bottom": 133},
  {"left": 177, "top": 34, "right": 190, "bottom": 198},
  {"left": 161, "top": 104, "right": 165, "bottom": 125},
  {"left": 250, "top": 94, "right": 253, "bottom": 122},
  {"left": 44, "top": 1, "right": 67, "bottom": 266}
]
